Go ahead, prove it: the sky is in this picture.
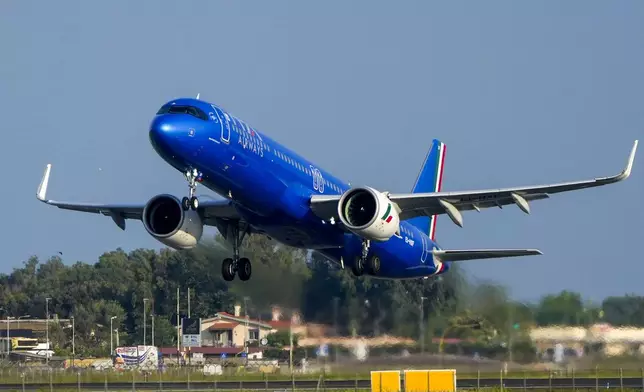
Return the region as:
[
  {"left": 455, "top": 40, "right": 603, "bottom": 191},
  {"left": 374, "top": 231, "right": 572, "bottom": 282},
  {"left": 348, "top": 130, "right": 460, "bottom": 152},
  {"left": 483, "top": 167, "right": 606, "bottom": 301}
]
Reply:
[{"left": 1, "top": 1, "right": 642, "bottom": 303}]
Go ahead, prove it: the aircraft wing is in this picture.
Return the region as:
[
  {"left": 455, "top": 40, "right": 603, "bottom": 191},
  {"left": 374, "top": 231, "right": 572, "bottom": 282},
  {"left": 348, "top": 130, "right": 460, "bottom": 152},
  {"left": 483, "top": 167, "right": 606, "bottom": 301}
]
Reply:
[
  {"left": 432, "top": 249, "right": 542, "bottom": 262},
  {"left": 36, "top": 164, "right": 241, "bottom": 230},
  {"left": 310, "top": 140, "right": 637, "bottom": 227}
]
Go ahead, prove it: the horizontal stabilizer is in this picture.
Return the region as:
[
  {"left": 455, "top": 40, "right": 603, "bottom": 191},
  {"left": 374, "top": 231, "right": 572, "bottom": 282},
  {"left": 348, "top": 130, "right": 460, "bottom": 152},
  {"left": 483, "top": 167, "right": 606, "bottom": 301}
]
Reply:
[{"left": 432, "top": 248, "right": 542, "bottom": 262}]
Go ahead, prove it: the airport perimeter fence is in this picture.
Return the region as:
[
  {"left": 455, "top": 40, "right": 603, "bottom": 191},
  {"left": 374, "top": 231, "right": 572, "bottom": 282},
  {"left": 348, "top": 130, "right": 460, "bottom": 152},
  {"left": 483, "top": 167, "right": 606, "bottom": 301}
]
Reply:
[{"left": 1, "top": 366, "right": 644, "bottom": 390}]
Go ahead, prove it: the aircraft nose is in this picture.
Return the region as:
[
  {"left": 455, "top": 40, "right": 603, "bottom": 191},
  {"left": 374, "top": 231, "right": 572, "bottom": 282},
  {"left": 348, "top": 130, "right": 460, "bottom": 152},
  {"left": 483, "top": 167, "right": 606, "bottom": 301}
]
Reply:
[{"left": 149, "top": 116, "right": 179, "bottom": 155}]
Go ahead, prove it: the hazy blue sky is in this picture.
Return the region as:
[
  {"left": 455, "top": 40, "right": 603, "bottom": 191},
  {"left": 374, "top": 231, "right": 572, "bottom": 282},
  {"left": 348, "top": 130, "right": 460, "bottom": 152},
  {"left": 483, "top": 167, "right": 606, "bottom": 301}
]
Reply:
[{"left": 1, "top": 1, "right": 642, "bottom": 302}]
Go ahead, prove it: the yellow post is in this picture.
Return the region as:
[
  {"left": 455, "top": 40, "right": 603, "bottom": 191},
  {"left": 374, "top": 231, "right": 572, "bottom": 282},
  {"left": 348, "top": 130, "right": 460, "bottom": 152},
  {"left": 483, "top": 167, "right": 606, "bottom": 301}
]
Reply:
[
  {"left": 370, "top": 370, "right": 401, "bottom": 392},
  {"left": 428, "top": 369, "right": 457, "bottom": 392}
]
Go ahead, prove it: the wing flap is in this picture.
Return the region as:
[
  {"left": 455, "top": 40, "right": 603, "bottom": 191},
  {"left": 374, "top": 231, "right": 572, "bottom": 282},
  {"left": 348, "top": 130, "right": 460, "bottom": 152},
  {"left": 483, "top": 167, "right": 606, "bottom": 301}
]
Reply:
[{"left": 432, "top": 248, "right": 542, "bottom": 262}]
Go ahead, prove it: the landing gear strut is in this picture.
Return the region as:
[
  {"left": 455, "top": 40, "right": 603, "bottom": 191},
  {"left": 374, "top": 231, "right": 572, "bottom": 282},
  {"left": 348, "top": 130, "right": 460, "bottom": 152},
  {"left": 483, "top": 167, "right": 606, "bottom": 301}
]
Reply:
[
  {"left": 181, "top": 168, "right": 201, "bottom": 211},
  {"left": 351, "top": 240, "right": 372, "bottom": 277},
  {"left": 221, "top": 222, "right": 252, "bottom": 282}
]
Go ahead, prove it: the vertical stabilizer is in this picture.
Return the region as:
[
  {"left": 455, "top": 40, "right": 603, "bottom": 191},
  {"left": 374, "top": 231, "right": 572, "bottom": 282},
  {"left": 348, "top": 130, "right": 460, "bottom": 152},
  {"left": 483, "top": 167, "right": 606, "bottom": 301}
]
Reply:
[{"left": 407, "top": 139, "right": 446, "bottom": 240}]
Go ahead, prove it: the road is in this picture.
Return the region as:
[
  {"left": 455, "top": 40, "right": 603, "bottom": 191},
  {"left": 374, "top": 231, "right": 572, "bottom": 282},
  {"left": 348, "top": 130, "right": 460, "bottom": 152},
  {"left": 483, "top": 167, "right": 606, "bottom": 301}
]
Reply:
[{"left": 0, "top": 376, "right": 641, "bottom": 390}]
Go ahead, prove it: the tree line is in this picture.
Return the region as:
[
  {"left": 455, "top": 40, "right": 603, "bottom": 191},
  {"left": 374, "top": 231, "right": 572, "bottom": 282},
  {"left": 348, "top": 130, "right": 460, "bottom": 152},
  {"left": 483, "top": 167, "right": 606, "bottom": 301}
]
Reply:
[{"left": 0, "top": 234, "right": 642, "bottom": 357}]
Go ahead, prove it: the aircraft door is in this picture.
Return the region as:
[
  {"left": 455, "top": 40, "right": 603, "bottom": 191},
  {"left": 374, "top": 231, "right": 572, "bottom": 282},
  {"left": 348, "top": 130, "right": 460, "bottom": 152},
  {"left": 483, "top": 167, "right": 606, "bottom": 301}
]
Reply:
[
  {"left": 213, "top": 107, "right": 231, "bottom": 144},
  {"left": 420, "top": 235, "right": 430, "bottom": 264}
]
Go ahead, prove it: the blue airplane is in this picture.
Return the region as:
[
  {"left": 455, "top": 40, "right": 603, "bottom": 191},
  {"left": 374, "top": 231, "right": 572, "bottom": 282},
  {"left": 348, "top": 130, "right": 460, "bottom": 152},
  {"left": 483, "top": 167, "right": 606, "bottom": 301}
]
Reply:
[{"left": 36, "top": 97, "right": 639, "bottom": 281}]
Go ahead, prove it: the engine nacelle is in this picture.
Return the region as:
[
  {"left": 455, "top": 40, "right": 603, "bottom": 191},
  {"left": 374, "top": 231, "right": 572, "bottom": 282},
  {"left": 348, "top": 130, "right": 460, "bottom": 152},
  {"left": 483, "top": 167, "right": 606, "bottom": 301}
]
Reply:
[
  {"left": 337, "top": 186, "right": 400, "bottom": 242},
  {"left": 142, "top": 194, "right": 204, "bottom": 250}
]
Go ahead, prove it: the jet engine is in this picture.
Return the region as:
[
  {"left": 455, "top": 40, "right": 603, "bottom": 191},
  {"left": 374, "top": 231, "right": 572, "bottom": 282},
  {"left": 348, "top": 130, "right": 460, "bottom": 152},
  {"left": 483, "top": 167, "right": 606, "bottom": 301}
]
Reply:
[
  {"left": 142, "top": 194, "right": 203, "bottom": 250},
  {"left": 337, "top": 186, "right": 400, "bottom": 242}
]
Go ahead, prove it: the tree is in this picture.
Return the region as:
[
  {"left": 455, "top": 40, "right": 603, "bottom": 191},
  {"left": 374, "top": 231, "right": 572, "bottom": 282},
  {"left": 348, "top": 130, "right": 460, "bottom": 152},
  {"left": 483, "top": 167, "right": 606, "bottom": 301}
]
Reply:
[
  {"left": 0, "top": 232, "right": 475, "bottom": 355},
  {"left": 535, "top": 290, "right": 587, "bottom": 326},
  {"left": 602, "top": 295, "right": 644, "bottom": 326}
]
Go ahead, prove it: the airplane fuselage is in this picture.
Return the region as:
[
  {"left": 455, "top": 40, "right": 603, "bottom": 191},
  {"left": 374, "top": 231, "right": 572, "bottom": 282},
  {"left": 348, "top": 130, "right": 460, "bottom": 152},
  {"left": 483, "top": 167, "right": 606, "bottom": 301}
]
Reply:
[{"left": 149, "top": 98, "right": 447, "bottom": 279}]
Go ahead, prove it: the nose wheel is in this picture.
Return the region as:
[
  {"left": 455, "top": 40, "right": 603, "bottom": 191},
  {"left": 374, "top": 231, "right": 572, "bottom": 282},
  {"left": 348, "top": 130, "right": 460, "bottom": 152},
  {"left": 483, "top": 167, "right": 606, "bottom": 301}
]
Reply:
[{"left": 182, "top": 168, "right": 202, "bottom": 211}]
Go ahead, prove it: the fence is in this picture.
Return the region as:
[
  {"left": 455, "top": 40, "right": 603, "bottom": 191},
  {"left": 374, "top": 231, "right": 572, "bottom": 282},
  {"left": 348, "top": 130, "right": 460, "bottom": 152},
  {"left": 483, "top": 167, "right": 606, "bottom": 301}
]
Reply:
[{"left": 0, "top": 366, "right": 644, "bottom": 391}]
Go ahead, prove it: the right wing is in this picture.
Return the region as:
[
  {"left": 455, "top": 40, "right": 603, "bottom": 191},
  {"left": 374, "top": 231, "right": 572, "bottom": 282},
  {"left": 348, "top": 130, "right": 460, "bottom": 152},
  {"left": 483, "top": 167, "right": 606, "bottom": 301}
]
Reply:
[
  {"left": 432, "top": 248, "right": 542, "bottom": 262},
  {"left": 36, "top": 163, "right": 241, "bottom": 230},
  {"left": 310, "top": 140, "right": 638, "bottom": 228}
]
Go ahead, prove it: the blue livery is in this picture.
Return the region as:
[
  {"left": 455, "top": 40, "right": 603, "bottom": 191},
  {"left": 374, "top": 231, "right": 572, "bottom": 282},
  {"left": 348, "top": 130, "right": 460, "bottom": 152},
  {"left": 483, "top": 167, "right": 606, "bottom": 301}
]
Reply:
[{"left": 36, "top": 97, "right": 638, "bottom": 282}]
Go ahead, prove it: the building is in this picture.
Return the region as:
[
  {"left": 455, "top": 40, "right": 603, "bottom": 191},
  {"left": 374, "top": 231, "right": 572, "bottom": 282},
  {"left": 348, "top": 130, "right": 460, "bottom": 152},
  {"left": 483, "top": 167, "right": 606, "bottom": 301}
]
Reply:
[
  {"left": 200, "top": 305, "right": 275, "bottom": 347},
  {"left": 0, "top": 317, "right": 71, "bottom": 339}
]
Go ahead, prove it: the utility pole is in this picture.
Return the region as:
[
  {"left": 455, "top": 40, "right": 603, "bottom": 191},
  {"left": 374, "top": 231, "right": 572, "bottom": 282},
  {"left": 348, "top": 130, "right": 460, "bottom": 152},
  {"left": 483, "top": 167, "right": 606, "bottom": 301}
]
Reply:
[
  {"left": 289, "top": 319, "right": 294, "bottom": 374},
  {"left": 187, "top": 288, "right": 192, "bottom": 366},
  {"left": 507, "top": 304, "right": 514, "bottom": 363},
  {"left": 45, "top": 297, "right": 51, "bottom": 366},
  {"left": 419, "top": 296, "right": 427, "bottom": 354},
  {"left": 5, "top": 313, "right": 9, "bottom": 359},
  {"left": 333, "top": 297, "right": 339, "bottom": 363},
  {"left": 110, "top": 316, "right": 117, "bottom": 356},
  {"left": 243, "top": 297, "right": 249, "bottom": 364},
  {"left": 143, "top": 298, "right": 149, "bottom": 346},
  {"left": 176, "top": 286, "right": 181, "bottom": 367},
  {"left": 71, "top": 316, "right": 75, "bottom": 368}
]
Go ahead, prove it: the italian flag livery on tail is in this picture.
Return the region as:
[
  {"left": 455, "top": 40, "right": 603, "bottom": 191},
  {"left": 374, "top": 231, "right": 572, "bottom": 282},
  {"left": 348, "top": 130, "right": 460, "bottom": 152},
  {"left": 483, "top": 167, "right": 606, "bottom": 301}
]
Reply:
[{"left": 407, "top": 139, "right": 446, "bottom": 240}]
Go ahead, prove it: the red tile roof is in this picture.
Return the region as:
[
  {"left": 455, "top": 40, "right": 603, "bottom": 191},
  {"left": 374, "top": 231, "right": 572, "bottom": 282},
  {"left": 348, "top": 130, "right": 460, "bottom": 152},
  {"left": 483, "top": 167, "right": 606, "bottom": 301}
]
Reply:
[
  {"left": 208, "top": 322, "right": 238, "bottom": 330},
  {"left": 159, "top": 346, "right": 263, "bottom": 355},
  {"left": 268, "top": 320, "right": 291, "bottom": 330},
  {"left": 214, "top": 312, "right": 273, "bottom": 329}
]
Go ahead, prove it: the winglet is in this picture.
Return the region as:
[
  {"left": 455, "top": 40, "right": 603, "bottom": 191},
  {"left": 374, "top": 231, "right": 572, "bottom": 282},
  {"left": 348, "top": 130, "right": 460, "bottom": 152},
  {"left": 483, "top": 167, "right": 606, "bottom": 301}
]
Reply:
[
  {"left": 621, "top": 139, "right": 638, "bottom": 179},
  {"left": 37, "top": 164, "right": 52, "bottom": 201}
]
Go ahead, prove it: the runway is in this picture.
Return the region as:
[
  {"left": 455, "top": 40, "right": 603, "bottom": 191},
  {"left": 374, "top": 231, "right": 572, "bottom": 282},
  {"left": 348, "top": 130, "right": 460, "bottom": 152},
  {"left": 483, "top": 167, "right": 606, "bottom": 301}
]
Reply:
[{"left": 0, "top": 376, "right": 641, "bottom": 390}]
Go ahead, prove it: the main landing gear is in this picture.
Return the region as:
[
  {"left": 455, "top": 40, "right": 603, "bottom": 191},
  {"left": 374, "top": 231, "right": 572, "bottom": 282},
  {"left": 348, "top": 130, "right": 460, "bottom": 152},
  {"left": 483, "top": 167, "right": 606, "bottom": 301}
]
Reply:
[
  {"left": 181, "top": 168, "right": 201, "bottom": 211},
  {"left": 221, "top": 223, "right": 252, "bottom": 282},
  {"left": 351, "top": 239, "right": 381, "bottom": 277}
]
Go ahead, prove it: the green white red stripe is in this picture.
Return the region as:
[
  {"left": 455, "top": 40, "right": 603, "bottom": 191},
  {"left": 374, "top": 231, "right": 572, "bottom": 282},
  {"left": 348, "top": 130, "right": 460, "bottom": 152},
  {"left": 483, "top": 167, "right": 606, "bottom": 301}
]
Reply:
[
  {"left": 381, "top": 202, "right": 393, "bottom": 223},
  {"left": 429, "top": 142, "right": 446, "bottom": 241}
]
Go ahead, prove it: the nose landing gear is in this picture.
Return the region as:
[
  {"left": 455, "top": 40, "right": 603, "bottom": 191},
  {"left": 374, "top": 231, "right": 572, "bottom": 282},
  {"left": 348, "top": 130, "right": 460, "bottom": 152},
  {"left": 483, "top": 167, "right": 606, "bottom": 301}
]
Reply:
[{"left": 181, "top": 168, "right": 202, "bottom": 210}]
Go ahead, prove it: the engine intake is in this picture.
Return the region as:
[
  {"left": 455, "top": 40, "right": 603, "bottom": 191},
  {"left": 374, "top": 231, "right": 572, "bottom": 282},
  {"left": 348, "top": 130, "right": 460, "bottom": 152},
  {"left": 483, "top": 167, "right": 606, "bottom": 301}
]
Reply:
[
  {"left": 337, "top": 187, "right": 400, "bottom": 242},
  {"left": 142, "top": 194, "right": 203, "bottom": 250}
]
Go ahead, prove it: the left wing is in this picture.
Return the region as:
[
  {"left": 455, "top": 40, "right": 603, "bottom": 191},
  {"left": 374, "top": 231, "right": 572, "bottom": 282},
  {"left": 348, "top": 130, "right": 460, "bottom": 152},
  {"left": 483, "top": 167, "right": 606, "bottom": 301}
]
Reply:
[
  {"left": 36, "top": 163, "right": 240, "bottom": 230},
  {"left": 310, "top": 140, "right": 637, "bottom": 228}
]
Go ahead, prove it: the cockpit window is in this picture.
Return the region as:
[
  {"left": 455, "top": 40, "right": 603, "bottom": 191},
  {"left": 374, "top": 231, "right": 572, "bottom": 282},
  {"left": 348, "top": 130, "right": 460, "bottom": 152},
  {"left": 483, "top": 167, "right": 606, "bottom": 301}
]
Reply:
[{"left": 157, "top": 104, "right": 208, "bottom": 121}]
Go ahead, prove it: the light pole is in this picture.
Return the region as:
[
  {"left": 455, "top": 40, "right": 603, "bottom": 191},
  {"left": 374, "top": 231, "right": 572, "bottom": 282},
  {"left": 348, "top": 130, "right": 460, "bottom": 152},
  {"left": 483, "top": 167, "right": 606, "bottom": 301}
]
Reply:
[
  {"left": 419, "top": 296, "right": 427, "bottom": 354},
  {"left": 110, "top": 316, "right": 117, "bottom": 356},
  {"left": 332, "top": 297, "right": 339, "bottom": 363},
  {"left": 70, "top": 316, "right": 75, "bottom": 367},
  {"left": 16, "top": 315, "right": 30, "bottom": 331},
  {"left": 4, "top": 311, "right": 9, "bottom": 359},
  {"left": 45, "top": 297, "right": 51, "bottom": 366},
  {"left": 243, "top": 296, "right": 249, "bottom": 362},
  {"left": 143, "top": 298, "right": 149, "bottom": 346},
  {"left": 151, "top": 314, "right": 155, "bottom": 347}
]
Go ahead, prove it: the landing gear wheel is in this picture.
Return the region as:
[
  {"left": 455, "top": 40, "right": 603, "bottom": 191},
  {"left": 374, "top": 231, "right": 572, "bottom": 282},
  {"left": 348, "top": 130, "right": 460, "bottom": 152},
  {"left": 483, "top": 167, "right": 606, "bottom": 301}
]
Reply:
[
  {"left": 238, "top": 257, "right": 252, "bottom": 281},
  {"left": 351, "top": 256, "right": 365, "bottom": 277},
  {"left": 181, "top": 197, "right": 191, "bottom": 211},
  {"left": 183, "top": 168, "right": 202, "bottom": 210},
  {"left": 190, "top": 196, "right": 199, "bottom": 210},
  {"left": 222, "top": 258, "right": 235, "bottom": 281},
  {"left": 367, "top": 255, "right": 381, "bottom": 275},
  {"left": 221, "top": 221, "right": 252, "bottom": 283}
]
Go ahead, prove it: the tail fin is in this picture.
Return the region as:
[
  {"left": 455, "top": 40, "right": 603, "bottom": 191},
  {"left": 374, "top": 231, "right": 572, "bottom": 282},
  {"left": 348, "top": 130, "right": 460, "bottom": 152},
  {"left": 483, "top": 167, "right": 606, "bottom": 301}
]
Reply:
[{"left": 407, "top": 139, "right": 446, "bottom": 240}]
